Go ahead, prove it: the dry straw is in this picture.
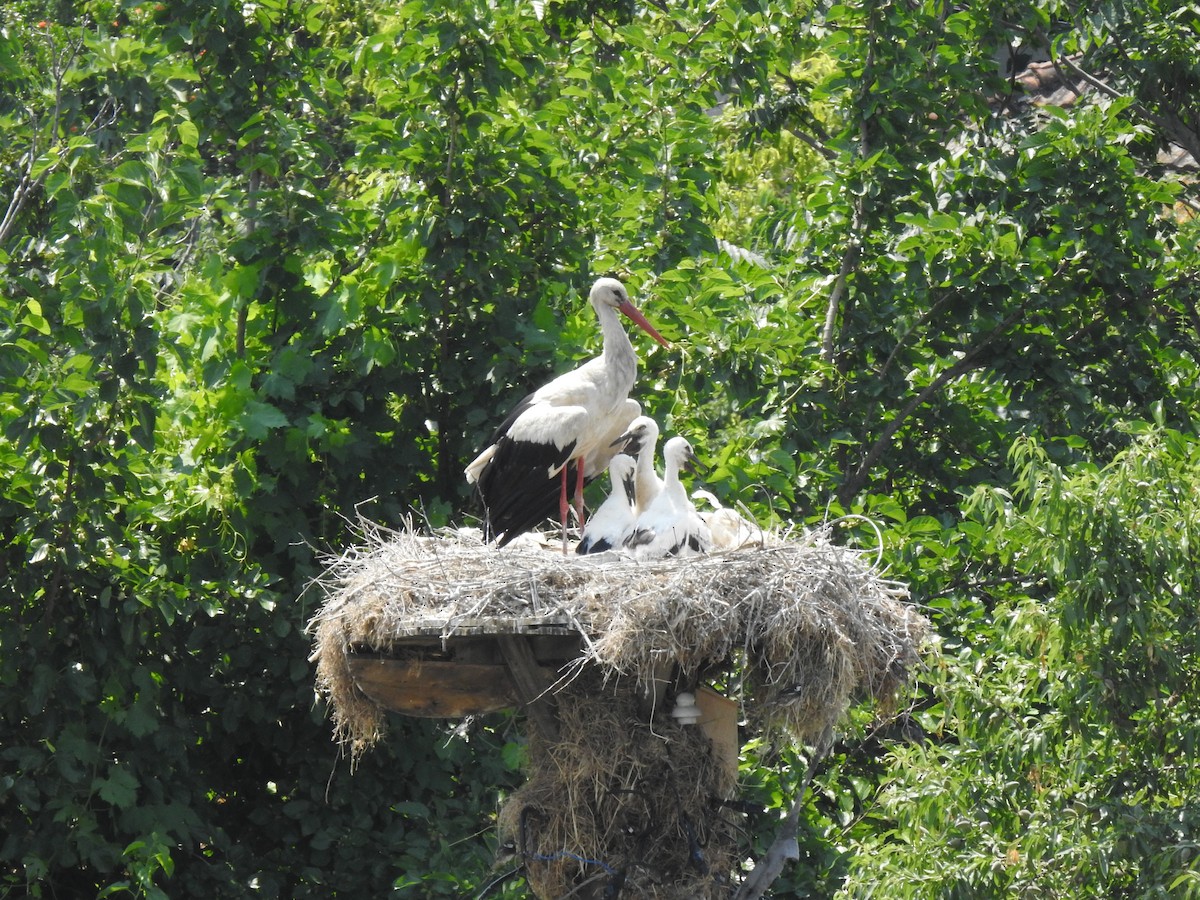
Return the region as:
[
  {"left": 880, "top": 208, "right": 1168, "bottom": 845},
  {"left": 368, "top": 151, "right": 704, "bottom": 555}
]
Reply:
[
  {"left": 308, "top": 520, "right": 925, "bottom": 754},
  {"left": 495, "top": 667, "right": 740, "bottom": 899},
  {"left": 308, "top": 520, "right": 927, "bottom": 896}
]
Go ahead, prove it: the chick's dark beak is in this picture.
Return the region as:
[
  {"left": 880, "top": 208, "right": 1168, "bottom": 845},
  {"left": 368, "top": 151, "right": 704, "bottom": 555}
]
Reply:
[{"left": 611, "top": 430, "right": 644, "bottom": 457}]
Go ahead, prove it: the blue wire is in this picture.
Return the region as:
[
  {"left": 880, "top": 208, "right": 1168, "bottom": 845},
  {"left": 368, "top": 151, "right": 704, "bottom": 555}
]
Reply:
[{"left": 528, "top": 849, "right": 619, "bottom": 876}]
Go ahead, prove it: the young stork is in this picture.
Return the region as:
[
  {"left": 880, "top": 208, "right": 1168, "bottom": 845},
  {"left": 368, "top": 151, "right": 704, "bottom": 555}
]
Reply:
[
  {"left": 610, "top": 415, "right": 663, "bottom": 517},
  {"left": 576, "top": 454, "right": 637, "bottom": 555},
  {"left": 693, "top": 489, "right": 759, "bottom": 551},
  {"left": 624, "top": 436, "right": 712, "bottom": 559},
  {"left": 465, "top": 278, "right": 669, "bottom": 551}
]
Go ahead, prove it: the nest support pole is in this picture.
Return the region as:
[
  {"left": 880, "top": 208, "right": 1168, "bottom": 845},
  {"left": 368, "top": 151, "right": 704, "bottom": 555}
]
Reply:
[
  {"left": 497, "top": 634, "right": 560, "bottom": 743},
  {"left": 497, "top": 669, "right": 740, "bottom": 900}
]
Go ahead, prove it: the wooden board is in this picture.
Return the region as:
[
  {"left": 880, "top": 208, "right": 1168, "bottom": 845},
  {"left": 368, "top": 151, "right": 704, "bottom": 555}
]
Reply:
[
  {"left": 386, "top": 614, "right": 582, "bottom": 638},
  {"left": 364, "top": 633, "right": 583, "bottom": 666},
  {"left": 346, "top": 620, "right": 586, "bottom": 719},
  {"left": 696, "top": 686, "right": 741, "bottom": 783},
  {"left": 348, "top": 658, "right": 517, "bottom": 717}
]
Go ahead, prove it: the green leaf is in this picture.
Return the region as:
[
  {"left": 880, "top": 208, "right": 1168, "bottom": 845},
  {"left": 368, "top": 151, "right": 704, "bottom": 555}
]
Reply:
[
  {"left": 177, "top": 118, "right": 199, "bottom": 149},
  {"left": 241, "top": 399, "right": 289, "bottom": 438},
  {"left": 95, "top": 766, "right": 139, "bottom": 809}
]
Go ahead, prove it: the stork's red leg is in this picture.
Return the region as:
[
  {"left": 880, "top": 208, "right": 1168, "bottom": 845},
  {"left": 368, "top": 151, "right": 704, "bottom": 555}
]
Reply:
[
  {"left": 559, "top": 466, "right": 570, "bottom": 555},
  {"left": 574, "top": 462, "right": 586, "bottom": 531}
]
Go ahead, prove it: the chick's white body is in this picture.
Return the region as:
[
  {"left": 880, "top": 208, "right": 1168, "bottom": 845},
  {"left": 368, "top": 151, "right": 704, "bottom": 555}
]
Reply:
[{"left": 624, "top": 436, "right": 711, "bottom": 559}]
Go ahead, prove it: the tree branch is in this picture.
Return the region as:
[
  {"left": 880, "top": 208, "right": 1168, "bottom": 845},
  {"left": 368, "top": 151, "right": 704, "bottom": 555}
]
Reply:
[
  {"left": 820, "top": 21, "right": 878, "bottom": 379},
  {"left": 1055, "top": 53, "right": 1200, "bottom": 164},
  {"left": 0, "top": 34, "right": 85, "bottom": 246},
  {"left": 876, "top": 289, "right": 958, "bottom": 384},
  {"left": 836, "top": 298, "right": 1031, "bottom": 506},
  {"left": 783, "top": 123, "right": 836, "bottom": 162},
  {"left": 733, "top": 727, "right": 834, "bottom": 900},
  {"left": 820, "top": 240, "right": 859, "bottom": 370}
]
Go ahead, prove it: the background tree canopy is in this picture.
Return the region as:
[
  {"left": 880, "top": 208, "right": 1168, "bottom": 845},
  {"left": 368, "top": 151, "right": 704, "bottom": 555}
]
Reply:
[{"left": 1, "top": 0, "right": 1197, "bottom": 896}]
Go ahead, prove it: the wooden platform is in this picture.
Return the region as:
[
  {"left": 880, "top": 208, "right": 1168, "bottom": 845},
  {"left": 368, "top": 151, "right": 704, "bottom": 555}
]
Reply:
[
  {"left": 345, "top": 612, "right": 741, "bottom": 780},
  {"left": 346, "top": 614, "right": 586, "bottom": 723}
]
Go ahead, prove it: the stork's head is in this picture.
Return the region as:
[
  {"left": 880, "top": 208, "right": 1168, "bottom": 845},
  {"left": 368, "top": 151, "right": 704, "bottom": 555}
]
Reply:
[
  {"left": 610, "top": 415, "right": 661, "bottom": 456},
  {"left": 590, "top": 277, "right": 631, "bottom": 310},
  {"left": 664, "top": 436, "right": 701, "bottom": 475},
  {"left": 589, "top": 278, "right": 670, "bottom": 349}
]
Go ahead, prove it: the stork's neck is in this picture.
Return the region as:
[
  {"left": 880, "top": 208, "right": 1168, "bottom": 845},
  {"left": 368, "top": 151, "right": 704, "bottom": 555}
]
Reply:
[
  {"left": 662, "top": 453, "right": 684, "bottom": 497},
  {"left": 636, "top": 433, "right": 660, "bottom": 484},
  {"left": 598, "top": 304, "right": 638, "bottom": 381},
  {"left": 636, "top": 444, "right": 656, "bottom": 477}
]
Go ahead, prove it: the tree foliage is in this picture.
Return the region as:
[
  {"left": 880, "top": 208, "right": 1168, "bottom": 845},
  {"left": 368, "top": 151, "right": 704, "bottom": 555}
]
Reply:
[
  {"left": 842, "top": 428, "right": 1200, "bottom": 898},
  {"left": 1, "top": 0, "right": 1198, "bottom": 896}
]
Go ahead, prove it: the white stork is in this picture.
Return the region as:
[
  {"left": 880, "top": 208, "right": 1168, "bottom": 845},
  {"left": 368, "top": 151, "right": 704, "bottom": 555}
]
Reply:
[
  {"left": 611, "top": 415, "right": 663, "bottom": 516},
  {"left": 624, "top": 436, "right": 712, "bottom": 559},
  {"left": 464, "top": 277, "right": 669, "bottom": 550},
  {"left": 692, "top": 489, "right": 759, "bottom": 551},
  {"left": 576, "top": 454, "right": 637, "bottom": 555}
]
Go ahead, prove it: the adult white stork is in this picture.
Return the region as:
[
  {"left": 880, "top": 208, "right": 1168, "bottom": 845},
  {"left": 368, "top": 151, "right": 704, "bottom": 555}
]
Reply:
[
  {"left": 464, "top": 277, "right": 669, "bottom": 550},
  {"left": 576, "top": 454, "right": 637, "bottom": 555},
  {"left": 624, "top": 436, "right": 712, "bottom": 559},
  {"left": 610, "top": 415, "right": 663, "bottom": 516}
]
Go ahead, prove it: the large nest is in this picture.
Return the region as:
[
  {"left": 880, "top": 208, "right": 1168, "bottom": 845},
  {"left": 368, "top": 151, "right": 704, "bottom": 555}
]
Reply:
[
  {"left": 309, "top": 522, "right": 925, "bottom": 754},
  {"left": 309, "top": 523, "right": 926, "bottom": 897}
]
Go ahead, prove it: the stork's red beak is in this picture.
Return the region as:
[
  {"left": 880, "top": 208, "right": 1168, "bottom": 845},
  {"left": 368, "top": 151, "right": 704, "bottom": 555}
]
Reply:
[{"left": 618, "top": 300, "right": 670, "bottom": 349}]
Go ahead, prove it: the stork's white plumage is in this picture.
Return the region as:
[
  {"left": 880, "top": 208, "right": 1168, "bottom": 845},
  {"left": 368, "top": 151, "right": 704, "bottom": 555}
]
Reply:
[
  {"left": 692, "top": 489, "right": 759, "bottom": 551},
  {"left": 583, "top": 399, "right": 642, "bottom": 482},
  {"left": 624, "top": 436, "right": 712, "bottom": 559},
  {"left": 576, "top": 454, "right": 637, "bottom": 555},
  {"left": 611, "top": 415, "right": 663, "bottom": 516},
  {"left": 465, "top": 278, "right": 669, "bottom": 550}
]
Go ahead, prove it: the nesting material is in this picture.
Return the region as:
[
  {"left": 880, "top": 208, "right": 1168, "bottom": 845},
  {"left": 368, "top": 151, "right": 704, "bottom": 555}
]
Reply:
[
  {"left": 308, "top": 521, "right": 925, "bottom": 896},
  {"left": 496, "top": 667, "right": 740, "bottom": 899},
  {"left": 308, "top": 521, "right": 924, "bottom": 754}
]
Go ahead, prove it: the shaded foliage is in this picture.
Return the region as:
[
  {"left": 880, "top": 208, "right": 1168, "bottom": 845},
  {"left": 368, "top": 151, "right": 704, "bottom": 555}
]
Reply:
[{"left": 1, "top": 0, "right": 1198, "bottom": 896}]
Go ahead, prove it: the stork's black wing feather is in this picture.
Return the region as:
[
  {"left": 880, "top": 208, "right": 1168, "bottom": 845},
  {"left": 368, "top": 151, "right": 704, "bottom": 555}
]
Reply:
[
  {"left": 623, "top": 526, "right": 653, "bottom": 548},
  {"left": 575, "top": 533, "right": 612, "bottom": 555},
  {"left": 476, "top": 435, "right": 577, "bottom": 545}
]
